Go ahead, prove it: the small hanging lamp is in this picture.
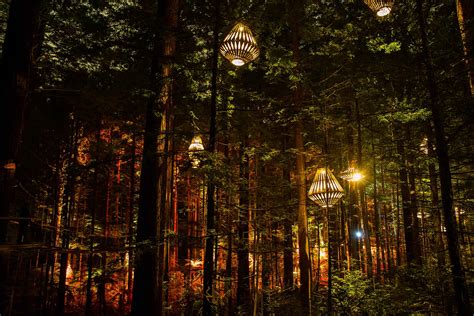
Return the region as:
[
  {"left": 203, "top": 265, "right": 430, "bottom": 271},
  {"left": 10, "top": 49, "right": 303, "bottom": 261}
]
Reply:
[
  {"left": 308, "top": 167, "right": 344, "bottom": 208},
  {"left": 340, "top": 161, "right": 363, "bottom": 182},
  {"left": 363, "top": 0, "right": 394, "bottom": 17},
  {"left": 219, "top": 22, "right": 259, "bottom": 66},
  {"left": 188, "top": 135, "right": 204, "bottom": 168}
]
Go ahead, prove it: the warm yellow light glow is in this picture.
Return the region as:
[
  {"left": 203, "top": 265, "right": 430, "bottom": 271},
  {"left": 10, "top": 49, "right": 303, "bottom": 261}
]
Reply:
[
  {"left": 363, "top": 0, "right": 394, "bottom": 17},
  {"left": 340, "top": 164, "right": 363, "bottom": 182},
  {"left": 352, "top": 172, "right": 363, "bottom": 181},
  {"left": 377, "top": 6, "right": 391, "bottom": 16},
  {"left": 188, "top": 135, "right": 204, "bottom": 168},
  {"left": 231, "top": 58, "right": 245, "bottom": 66},
  {"left": 188, "top": 135, "right": 204, "bottom": 152}
]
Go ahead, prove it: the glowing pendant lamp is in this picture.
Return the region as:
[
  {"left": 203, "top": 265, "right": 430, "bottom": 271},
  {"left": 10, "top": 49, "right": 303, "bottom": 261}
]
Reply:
[
  {"left": 219, "top": 22, "right": 259, "bottom": 66},
  {"left": 340, "top": 161, "right": 363, "bottom": 182},
  {"left": 308, "top": 168, "right": 344, "bottom": 208},
  {"left": 363, "top": 0, "right": 394, "bottom": 17},
  {"left": 188, "top": 135, "right": 204, "bottom": 168}
]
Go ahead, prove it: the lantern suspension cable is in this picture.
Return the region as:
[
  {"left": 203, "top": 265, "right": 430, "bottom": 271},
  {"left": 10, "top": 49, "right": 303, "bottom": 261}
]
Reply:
[
  {"left": 363, "top": 0, "right": 394, "bottom": 17},
  {"left": 219, "top": 22, "right": 259, "bottom": 66}
]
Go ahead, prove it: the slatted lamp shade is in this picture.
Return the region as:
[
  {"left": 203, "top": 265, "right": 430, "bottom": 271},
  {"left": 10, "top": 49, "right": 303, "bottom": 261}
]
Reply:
[
  {"left": 363, "top": 0, "right": 394, "bottom": 17},
  {"left": 308, "top": 168, "right": 344, "bottom": 208},
  {"left": 219, "top": 22, "right": 259, "bottom": 66},
  {"left": 188, "top": 135, "right": 204, "bottom": 152}
]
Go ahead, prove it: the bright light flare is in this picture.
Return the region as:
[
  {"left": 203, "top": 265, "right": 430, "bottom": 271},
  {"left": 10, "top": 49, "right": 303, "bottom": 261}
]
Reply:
[
  {"left": 231, "top": 58, "right": 245, "bottom": 66},
  {"left": 355, "top": 231, "right": 363, "bottom": 238},
  {"left": 352, "top": 172, "right": 363, "bottom": 181},
  {"left": 377, "top": 6, "right": 391, "bottom": 16}
]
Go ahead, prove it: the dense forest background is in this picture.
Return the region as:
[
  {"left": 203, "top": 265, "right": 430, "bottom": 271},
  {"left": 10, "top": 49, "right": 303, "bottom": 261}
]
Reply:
[{"left": 0, "top": 0, "right": 472, "bottom": 315}]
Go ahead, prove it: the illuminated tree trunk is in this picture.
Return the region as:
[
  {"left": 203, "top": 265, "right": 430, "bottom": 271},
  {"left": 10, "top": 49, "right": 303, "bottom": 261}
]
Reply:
[
  {"left": 282, "top": 140, "right": 293, "bottom": 289},
  {"left": 127, "top": 133, "right": 136, "bottom": 305},
  {"left": 456, "top": 0, "right": 474, "bottom": 94},
  {"left": 416, "top": 0, "right": 472, "bottom": 313},
  {"left": 355, "top": 99, "right": 373, "bottom": 278}
]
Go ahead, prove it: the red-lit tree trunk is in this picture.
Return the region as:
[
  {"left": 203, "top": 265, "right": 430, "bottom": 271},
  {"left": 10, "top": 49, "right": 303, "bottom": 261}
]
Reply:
[
  {"left": 282, "top": 165, "right": 294, "bottom": 289},
  {"left": 416, "top": 0, "right": 472, "bottom": 313}
]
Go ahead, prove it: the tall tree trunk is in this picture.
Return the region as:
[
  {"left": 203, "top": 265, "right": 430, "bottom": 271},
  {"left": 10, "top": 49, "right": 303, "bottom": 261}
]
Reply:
[
  {"left": 237, "top": 141, "right": 250, "bottom": 313},
  {"left": 0, "top": 0, "right": 47, "bottom": 248},
  {"left": 289, "top": 0, "right": 311, "bottom": 310},
  {"left": 203, "top": 0, "right": 219, "bottom": 314},
  {"left": 372, "top": 140, "right": 381, "bottom": 278},
  {"left": 416, "top": 0, "right": 472, "bottom": 313},
  {"left": 86, "top": 121, "right": 101, "bottom": 315},
  {"left": 132, "top": 0, "right": 178, "bottom": 314},
  {"left": 456, "top": 0, "right": 474, "bottom": 94},
  {"left": 56, "top": 118, "right": 77, "bottom": 316},
  {"left": 396, "top": 136, "right": 419, "bottom": 264},
  {"left": 127, "top": 133, "right": 136, "bottom": 305},
  {"left": 355, "top": 99, "right": 372, "bottom": 278},
  {"left": 282, "top": 143, "right": 294, "bottom": 289}
]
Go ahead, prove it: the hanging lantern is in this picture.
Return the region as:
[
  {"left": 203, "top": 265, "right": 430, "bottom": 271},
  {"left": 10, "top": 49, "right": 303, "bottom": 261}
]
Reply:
[
  {"left": 188, "top": 135, "right": 204, "bottom": 152},
  {"left": 188, "top": 135, "right": 204, "bottom": 168},
  {"left": 363, "top": 0, "right": 394, "bottom": 17},
  {"left": 219, "top": 22, "right": 260, "bottom": 66},
  {"left": 308, "top": 167, "right": 344, "bottom": 208},
  {"left": 340, "top": 160, "right": 363, "bottom": 182}
]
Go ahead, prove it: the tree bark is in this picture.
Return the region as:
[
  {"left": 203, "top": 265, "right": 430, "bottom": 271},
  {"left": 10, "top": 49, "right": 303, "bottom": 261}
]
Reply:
[
  {"left": 396, "top": 136, "right": 419, "bottom": 264},
  {"left": 288, "top": 0, "right": 311, "bottom": 311},
  {"left": 132, "top": 0, "right": 179, "bottom": 314},
  {"left": 282, "top": 144, "right": 294, "bottom": 289},
  {"left": 416, "top": 0, "right": 472, "bottom": 313},
  {"left": 0, "top": 0, "right": 48, "bottom": 245},
  {"left": 456, "top": 0, "right": 474, "bottom": 95},
  {"left": 237, "top": 141, "right": 250, "bottom": 313},
  {"left": 203, "top": 0, "right": 219, "bottom": 314}
]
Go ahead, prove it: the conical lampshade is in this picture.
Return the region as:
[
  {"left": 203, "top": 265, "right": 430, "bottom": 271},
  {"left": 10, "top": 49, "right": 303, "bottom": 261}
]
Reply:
[
  {"left": 363, "top": 0, "right": 394, "bottom": 17},
  {"left": 308, "top": 168, "right": 344, "bottom": 208},
  {"left": 219, "top": 22, "right": 259, "bottom": 66},
  {"left": 188, "top": 135, "right": 204, "bottom": 152}
]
